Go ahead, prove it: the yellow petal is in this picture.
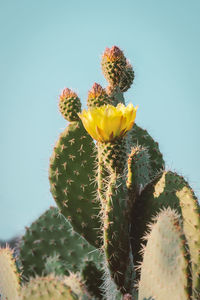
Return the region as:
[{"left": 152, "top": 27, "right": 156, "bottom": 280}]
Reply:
[{"left": 78, "top": 103, "right": 138, "bottom": 142}]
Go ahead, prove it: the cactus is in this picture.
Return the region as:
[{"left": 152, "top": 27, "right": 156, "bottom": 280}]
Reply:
[
  {"left": 21, "top": 275, "right": 79, "bottom": 300},
  {"left": 48, "top": 45, "right": 200, "bottom": 299},
  {"left": 9, "top": 45, "right": 198, "bottom": 299},
  {"left": 0, "top": 247, "right": 20, "bottom": 300},
  {"left": 19, "top": 207, "right": 102, "bottom": 281}
]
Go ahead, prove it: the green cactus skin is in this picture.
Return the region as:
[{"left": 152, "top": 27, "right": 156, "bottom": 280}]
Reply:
[
  {"left": 127, "top": 123, "right": 165, "bottom": 176},
  {"left": 106, "top": 85, "right": 126, "bottom": 107},
  {"left": 19, "top": 207, "right": 101, "bottom": 280},
  {"left": 87, "top": 83, "right": 111, "bottom": 109},
  {"left": 81, "top": 261, "right": 104, "bottom": 299},
  {"left": 21, "top": 275, "right": 79, "bottom": 300},
  {"left": 49, "top": 120, "right": 102, "bottom": 248},
  {"left": 138, "top": 208, "right": 192, "bottom": 300},
  {"left": 0, "top": 247, "right": 20, "bottom": 300},
  {"left": 131, "top": 170, "right": 200, "bottom": 296}
]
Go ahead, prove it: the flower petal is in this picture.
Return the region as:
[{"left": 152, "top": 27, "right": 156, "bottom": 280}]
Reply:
[{"left": 78, "top": 103, "right": 138, "bottom": 142}]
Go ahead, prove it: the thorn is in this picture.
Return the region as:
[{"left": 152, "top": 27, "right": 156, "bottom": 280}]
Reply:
[
  {"left": 67, "top": 179, "right": 74, "bottom": 185},
  {"left": 78, "top": 144, "right": 85, "bottom": 155},
  {"left": 62, "top": 162, "right": 67, "bottom": 170},
  {"left": 68, "top": 154, "right": 76, "bottom": 161},
  {"left": 69, "top": 138, "right": 75, "bottom": 145}
]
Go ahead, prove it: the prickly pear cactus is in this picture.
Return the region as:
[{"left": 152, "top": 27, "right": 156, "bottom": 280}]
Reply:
[
  {"left": 19, "top": 207, "right": 102, "bottom": 280},
  {"left": 0, "top": 247, "right": 20, "bottom": 300},
  {"left": 45, "top": 45, "right": 200, "bottom": 300}
]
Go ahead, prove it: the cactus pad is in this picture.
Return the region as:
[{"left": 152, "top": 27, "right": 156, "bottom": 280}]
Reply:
[
  {"left": 21, "top": 275, "right": 78, "bottom": 300},
  {"left": 138, "top": 208, "right": 192, "bottom": 300},
  {"left": 49, "top": 120, "right": 101, "bottom": 247},
  {"left": 19, "top": 207, "right": 101, "bottom": 280},
  {"left": 131, "top": 170, "right": 200, "bottom": 293},
  {"left": 0, "top": 247, "right": 20, "bottom": 300}
]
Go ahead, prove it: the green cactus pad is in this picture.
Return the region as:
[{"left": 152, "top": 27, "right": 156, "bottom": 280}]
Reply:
[
  {"left": 49, "top": 120, "right": 101, "bottom": 248},
  {"left": 138, "top": 208, "right": 192, "bottom": 300},
  {"left": 131, "top": 170, "right": 200, "bottom": 295},
  {"left": 21, "top": 275, "right": 78, "bottom": 300},
  {"left": 0, "top": 247, "right": 20, "bottom": 300},
  {"left": 128, "top": 123, "right": 165, "bottom": 176},
  {"left": 19, "top": 207, "right": 101, "bottom": 280}
]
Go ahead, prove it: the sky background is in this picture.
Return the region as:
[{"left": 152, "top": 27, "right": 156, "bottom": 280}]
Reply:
[{"left": 0, "top": 0, "right": 200, "bottom": 240}]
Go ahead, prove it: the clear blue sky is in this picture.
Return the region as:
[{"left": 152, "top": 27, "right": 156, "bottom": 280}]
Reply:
[{"left": 1, "top": 0, "right": 200, "bottom": 239}]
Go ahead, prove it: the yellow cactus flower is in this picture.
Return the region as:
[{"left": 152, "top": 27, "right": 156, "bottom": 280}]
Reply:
[{"left": 78, "top": 103, "right": 138, "bottom": 142}]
